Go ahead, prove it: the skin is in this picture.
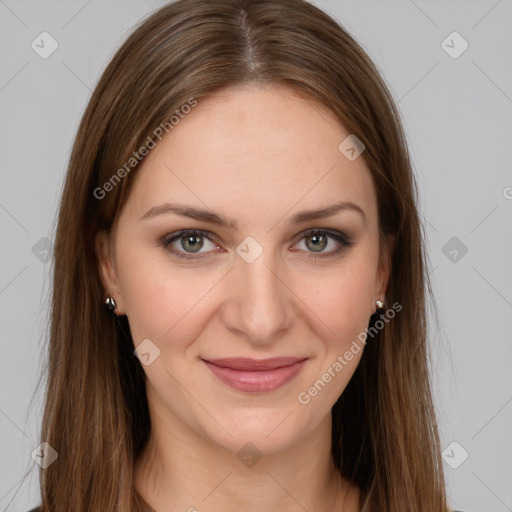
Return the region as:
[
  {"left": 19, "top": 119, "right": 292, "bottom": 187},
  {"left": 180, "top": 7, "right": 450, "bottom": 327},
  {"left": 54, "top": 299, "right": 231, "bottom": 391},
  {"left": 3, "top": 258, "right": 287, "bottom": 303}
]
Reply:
[{"left": 96, "top": 84, "right": 393, "bottom": 512}]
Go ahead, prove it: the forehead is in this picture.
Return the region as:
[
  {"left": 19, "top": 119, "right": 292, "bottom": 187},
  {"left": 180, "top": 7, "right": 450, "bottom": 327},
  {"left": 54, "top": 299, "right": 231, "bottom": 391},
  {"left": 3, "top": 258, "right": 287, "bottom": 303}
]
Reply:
[{"left": 124, "top": 85, "right": 378, "bottom": 226}]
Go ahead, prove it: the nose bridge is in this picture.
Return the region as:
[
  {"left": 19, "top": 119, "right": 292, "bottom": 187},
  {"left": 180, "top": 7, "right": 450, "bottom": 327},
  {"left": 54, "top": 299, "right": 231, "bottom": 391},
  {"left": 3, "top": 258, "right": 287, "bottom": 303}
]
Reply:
[{"left": 227, "top": 244, "right": 294, "bottom": 342}]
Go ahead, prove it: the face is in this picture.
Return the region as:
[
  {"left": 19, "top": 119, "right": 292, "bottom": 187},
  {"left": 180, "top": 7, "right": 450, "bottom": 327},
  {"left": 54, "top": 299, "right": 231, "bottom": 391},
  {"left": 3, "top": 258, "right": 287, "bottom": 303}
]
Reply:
[{"left": 96, "top": 84, "right": 391, "bottom": 455}]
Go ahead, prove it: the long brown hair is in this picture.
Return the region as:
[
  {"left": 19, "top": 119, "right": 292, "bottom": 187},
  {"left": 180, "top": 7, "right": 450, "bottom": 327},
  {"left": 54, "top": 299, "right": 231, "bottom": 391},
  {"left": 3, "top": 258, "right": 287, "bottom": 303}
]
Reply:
[{"left": 34, "top": 0, "right": 448, "bottom": 510}]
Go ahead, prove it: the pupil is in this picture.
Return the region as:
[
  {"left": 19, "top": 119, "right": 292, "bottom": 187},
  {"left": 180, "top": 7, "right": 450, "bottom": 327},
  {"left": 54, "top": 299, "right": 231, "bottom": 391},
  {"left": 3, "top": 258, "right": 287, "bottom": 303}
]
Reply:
[
  {"left": 183, "top": 234, "right": 203, "bottom": 252},
  {"left": 308, "top": 234, "right": 326, "bottom": 252}
]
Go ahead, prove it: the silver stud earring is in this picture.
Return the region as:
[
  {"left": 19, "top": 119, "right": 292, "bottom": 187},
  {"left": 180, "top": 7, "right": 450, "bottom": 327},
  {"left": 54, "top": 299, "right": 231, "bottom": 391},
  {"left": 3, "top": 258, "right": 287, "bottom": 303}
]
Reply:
[
  {"left": 105, "top": 296, "right": 117, "bottom": 311},
  {"left": 376, "top": 299, "right": 384, "bottom": 312}
]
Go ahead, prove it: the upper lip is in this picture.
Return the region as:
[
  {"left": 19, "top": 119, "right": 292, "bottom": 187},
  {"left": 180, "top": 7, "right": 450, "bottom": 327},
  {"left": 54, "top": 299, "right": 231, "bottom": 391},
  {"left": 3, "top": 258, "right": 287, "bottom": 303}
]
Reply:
[{"left": 202, "top": 357, "right": 307, "bottom": 371}]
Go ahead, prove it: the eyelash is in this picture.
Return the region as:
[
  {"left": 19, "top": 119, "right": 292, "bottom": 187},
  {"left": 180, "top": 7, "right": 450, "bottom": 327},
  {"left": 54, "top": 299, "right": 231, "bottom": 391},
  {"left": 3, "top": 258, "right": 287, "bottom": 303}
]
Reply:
[{"left": 160, "top": 228, "right": 353, "bottom": 261}]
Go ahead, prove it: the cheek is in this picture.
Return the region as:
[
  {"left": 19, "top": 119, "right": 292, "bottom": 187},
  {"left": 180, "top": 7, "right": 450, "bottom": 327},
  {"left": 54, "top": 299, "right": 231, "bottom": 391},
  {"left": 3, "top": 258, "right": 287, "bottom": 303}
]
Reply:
[
  {"left": 116, "top": 244, "right": 222, "bottom": 349},
  {"left": 297, "top": 270, "right": 374, "bottom": 405},
  {"left": 305, "top": 260, "right": 376, "bottom": 341},
  {"left": 119, "top": 246, "right": 235, "bottom": 367}
]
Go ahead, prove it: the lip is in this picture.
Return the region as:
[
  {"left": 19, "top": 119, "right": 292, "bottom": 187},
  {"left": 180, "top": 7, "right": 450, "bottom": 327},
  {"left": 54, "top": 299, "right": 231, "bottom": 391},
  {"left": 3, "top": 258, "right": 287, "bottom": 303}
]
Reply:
[{"left": 202, "top": 357, "right": 308, "bottom": 392}]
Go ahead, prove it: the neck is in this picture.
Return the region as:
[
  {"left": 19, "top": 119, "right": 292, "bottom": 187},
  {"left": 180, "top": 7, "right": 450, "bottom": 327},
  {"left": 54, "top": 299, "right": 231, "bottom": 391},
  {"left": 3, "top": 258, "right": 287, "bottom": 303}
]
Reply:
[{"left": 134, "top": 401, "right": 359, "bottom": 512}]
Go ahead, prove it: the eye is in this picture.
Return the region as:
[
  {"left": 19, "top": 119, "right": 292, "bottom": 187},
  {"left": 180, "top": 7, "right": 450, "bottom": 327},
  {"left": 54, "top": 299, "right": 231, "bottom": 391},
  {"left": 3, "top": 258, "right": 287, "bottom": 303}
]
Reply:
[
  {"left": 161, "top": 230, "right": 221, "bottom": 260},
  {"left": 292, "top": 228, "right": 353, "bottom": 259},
  {"left": 161, "top": 228, "right": 353, "bottom": 261}
]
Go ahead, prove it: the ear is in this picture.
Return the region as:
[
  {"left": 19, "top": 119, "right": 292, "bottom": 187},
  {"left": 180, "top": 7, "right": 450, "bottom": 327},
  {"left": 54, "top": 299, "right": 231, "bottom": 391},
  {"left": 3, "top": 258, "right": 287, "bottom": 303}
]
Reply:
[
  {"left": 376, "top": 233, "right": 395, "bottom": 304},
  {"left": 95, "top": 230, "right": 126, "bottom": 315}
]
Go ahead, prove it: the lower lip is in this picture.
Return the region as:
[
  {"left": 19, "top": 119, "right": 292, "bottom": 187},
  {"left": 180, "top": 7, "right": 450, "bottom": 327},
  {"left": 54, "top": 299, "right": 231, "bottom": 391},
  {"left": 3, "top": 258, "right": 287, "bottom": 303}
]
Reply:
[{"left": 202, "top": 359, "right": 307, "bottom": 392}]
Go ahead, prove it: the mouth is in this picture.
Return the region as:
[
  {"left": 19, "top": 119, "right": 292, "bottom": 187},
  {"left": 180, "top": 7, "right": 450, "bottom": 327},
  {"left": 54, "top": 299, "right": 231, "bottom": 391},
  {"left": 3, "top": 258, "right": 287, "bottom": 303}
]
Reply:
[{"left": 201, "top": 357, "right": 308, "bottom": 393}]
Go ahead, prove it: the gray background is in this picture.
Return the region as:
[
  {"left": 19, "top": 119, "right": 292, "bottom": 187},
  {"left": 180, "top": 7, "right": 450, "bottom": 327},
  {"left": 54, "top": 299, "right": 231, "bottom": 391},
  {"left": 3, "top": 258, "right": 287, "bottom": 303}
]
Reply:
[{"left": 1, "top": 0, "right": 511, "bottom": 511}]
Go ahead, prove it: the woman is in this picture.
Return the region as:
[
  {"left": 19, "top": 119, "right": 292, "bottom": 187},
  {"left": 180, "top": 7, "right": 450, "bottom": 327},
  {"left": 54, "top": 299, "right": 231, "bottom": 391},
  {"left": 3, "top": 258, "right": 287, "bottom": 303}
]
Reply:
[{"left": 29, "top": 0, "right": 465, "bottom": 510}]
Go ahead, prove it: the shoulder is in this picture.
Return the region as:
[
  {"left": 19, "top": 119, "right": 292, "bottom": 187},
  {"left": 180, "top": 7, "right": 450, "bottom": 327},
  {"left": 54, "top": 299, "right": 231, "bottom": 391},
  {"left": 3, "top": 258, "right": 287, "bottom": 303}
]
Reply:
[{"left": 27, "top": 507, "right": 41, "bottom": 512}]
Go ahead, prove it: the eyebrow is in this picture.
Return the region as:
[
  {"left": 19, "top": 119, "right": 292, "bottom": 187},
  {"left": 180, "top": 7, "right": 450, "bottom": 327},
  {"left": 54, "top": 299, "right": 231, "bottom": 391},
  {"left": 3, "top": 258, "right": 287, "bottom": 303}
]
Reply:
[{"left": 140, "top": 201, "right": 366, "bottom": 230}]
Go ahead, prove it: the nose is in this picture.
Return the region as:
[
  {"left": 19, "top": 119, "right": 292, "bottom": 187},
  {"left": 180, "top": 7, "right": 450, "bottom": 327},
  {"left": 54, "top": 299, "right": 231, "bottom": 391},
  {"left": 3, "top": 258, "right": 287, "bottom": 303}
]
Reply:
[{"left": 220, "top": 248, "right": 296, "bottom": 346}]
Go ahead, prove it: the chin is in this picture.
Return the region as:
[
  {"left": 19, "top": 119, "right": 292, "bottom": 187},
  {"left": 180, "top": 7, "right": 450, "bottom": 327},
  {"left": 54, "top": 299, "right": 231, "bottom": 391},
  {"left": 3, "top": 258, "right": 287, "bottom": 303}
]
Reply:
[{"left": 197, "top": 406, "right": 316, "bottom": 458}]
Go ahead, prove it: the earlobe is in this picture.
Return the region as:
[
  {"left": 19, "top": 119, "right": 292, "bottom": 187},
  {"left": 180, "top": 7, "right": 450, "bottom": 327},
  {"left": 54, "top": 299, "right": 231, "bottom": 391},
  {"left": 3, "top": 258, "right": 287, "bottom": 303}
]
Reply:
[{"left": 94, "top": 230, "right": 125, "bottom": 314}]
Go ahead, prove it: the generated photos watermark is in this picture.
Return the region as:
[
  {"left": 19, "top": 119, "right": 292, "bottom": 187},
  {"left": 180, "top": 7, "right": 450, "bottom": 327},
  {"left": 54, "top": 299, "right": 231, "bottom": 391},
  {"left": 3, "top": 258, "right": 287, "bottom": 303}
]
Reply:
[
  {"left": 297, "top": 301, "right": 402, "bottom": 405},
  {"left": 93, "top": 97, "right": 198, "bottom": 200}
]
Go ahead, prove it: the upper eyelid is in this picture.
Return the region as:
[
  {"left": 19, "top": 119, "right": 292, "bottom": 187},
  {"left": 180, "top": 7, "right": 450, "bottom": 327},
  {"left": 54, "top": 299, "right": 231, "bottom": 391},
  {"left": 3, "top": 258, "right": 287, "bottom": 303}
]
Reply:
[{"left": 162, "top": 229, "right": 220, "bottom": 246}]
